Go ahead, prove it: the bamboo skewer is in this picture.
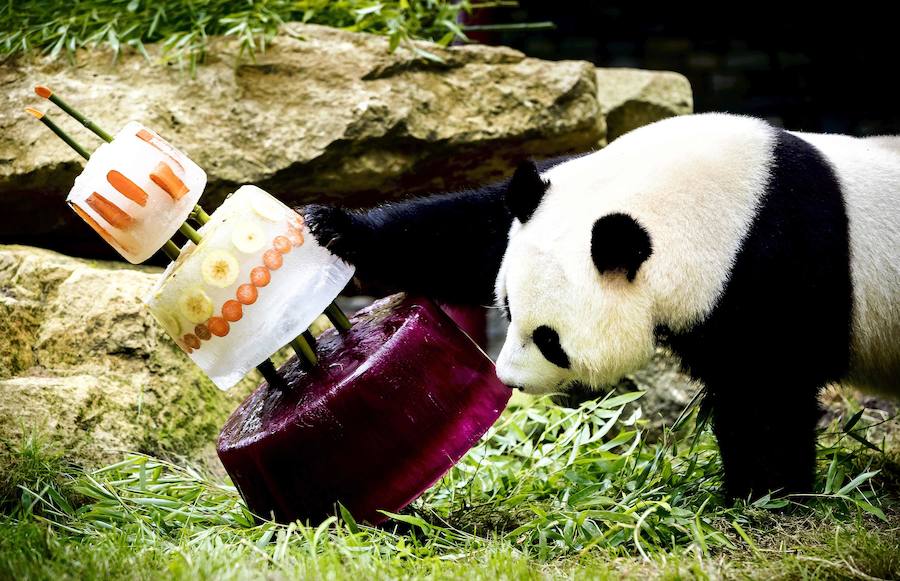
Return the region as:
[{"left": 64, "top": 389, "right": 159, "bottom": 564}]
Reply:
[
  {"left": 178, "top": 222, "right": 203, "bottom": 245},
  {"left": 35, "top": 85, "right": 114, "bottom": 143},
  {"left": 27, "top": 87, "right": 352, "bottom": 374},
  {"left": 325, "top": 302, "right": 352, "bottom": 332},
  {"left": 163, "top": 240, "right": 181, "bottom": 261},
  {"left": 35, "top": 86, "right": 211, "bottom": 223},
  {"left": 290, "top": 337, "right": 318, "bottom": 368},
  {"left": 25, "top": 108, "right": 91, "bottom": 160}
]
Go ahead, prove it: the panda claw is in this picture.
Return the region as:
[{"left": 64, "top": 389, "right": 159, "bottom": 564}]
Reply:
[{"left": 301, "top": 204, "right": 361, "bottom": 264}]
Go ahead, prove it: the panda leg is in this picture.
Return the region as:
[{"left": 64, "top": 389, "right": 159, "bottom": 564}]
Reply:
[{"left": 706, "top": 380, "right": 822, "bottom": 500}]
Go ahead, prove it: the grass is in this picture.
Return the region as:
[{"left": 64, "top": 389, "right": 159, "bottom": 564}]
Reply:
[
  {"left": 0, "top": 0, "right": 552, "bottom": 68},
  {"left": 1, "top": 392, "right": 898, "bottom": 580}
]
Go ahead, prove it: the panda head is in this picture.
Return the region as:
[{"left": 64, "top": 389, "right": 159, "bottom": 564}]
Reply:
[{"left": 495, "top": 160, "right": 656, "bottom": 394}]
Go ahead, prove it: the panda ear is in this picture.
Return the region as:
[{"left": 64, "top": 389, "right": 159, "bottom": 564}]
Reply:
[
  {"left": 506, "top": 160, "right": 549, "bottom": 223},
  {"left": 591, "top": 213, "right": 653, "bottom": 282}
]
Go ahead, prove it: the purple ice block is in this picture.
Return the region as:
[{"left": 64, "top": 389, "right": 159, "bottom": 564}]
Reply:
[
  {"left": 438, "top": 303, "right": 488, "bottom": 350},
  {"left": 217, "top": 294, "right": 511, "bottom": 525}
]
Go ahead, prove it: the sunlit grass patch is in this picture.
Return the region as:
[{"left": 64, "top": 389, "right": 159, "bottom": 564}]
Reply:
[
  {"left": 1, "top": 391, "right": 897, "bottom": 580},
  {"left": 0, "top": 0, "right": 552, "bottom": 68}
]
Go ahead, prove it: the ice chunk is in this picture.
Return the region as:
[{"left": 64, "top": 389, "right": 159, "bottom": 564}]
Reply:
[
  {"left": 217, "top": 294, "right": 512, "bottom": 525},
  {"left": 67, "top": 122, "right": 206, "bottom": 264},
  {"left": 144, "top": 185, "right": 355, "bottom": 390}
]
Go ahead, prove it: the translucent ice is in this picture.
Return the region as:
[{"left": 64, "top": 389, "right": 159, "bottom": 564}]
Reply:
[
  {"left": 67, "top": 121, "right": 206, "bottom": 264},
  {"left": 144, "top": 185, "right": 355, "bottom": 390},
  {"left": 217, "top": 294, "right": 512, "bottom": 525}
]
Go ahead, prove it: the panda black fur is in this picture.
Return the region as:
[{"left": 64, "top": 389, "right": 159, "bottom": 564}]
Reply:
[{"left": 305, "top": 113, "right": 900, "bottom": 499}]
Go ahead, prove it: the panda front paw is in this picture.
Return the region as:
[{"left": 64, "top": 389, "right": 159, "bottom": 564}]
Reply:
[{"left": 301, "top": 204, "right": 364, "bottom": 265}]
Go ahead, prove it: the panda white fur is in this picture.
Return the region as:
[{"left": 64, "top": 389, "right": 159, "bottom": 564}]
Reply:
[{"left": 305, "top": 112, "right": 900, "bottom": 498}]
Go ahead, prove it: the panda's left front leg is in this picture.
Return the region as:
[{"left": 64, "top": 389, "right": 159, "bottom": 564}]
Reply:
[{"left": 705, "top": 379, "right": 822, "bottom": 500}]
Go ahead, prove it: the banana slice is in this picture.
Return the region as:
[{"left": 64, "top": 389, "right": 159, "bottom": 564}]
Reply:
[
  {"left": 201, "top": 249, "right": 240, "bottom": 288},
  {"left": 252, "top": 194, "right": 286, "bottom": 221},
  {"left": 154, "top": 310, "right": 181, "bottom": 337},
  {"left": 231, "top": 221, "right": 266, "bottom": 254},
  {"left": 178, "top": 287, "right": 214, "bottom": 324}
]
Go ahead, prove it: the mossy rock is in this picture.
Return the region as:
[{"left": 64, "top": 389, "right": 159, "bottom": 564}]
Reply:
[{"left": 0, "top": 245, "right": 256, "bottom": 473}]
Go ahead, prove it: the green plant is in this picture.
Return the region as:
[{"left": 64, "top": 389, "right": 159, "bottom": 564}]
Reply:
[
  {"left": 5, "top": 393, "right": 891, "bottom": 554},
  {"left": 0, "top": 0, "right": 551, "bottom": 68},
  {"left": 1, "top": 392, "right": 896, "bottom": 579}
]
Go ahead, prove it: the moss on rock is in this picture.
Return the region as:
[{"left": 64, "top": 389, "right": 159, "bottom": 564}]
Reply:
[{"left": 0, "top": 245, "right": 256, "bottom": 473}]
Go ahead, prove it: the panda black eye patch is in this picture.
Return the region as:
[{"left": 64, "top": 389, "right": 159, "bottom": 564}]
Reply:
[{"left": 532, "top": 325, "right": 570, "bottom": 369}]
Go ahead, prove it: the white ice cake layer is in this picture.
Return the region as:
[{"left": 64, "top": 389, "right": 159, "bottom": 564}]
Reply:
[
  {"left": 67, "top": 121, "right": 206, "bottom": 264},
  {"left": 144, "top": 185, "right": 355, "bottom": 390}
]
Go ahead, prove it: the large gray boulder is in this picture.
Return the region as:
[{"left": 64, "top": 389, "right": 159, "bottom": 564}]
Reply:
[
  {"left": 596, "top": 68, "right": 693, "bottom": 143},
  {"left": 0, "top": 24, "right": 692, "bottom": 259},
  {"left": 0, "top": 23, "right": 602, "bottom": 254},
  {"left": 0, "top": 245, "right": 256, "bottom": 470}
]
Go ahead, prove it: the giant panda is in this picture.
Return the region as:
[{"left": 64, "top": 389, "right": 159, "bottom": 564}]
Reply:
[{"left": 304, "top": 113, "right": 900, "bottom": 499}]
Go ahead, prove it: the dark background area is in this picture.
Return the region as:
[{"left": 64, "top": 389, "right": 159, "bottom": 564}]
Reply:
[{"left": 467, "top": 3, "right": 899, "bottom": 136}]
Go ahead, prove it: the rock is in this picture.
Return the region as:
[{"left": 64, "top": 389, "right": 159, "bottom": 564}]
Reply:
[
  {"left": 626, "top": 348, "right": 698, "bottom": 434},
  {"left": 0, "top": 23, "right": 603, "bottom": 257},
  {"left": 0, "top": 245, "right": 256, "bottom": 470},
  {"left": 596, "top": 68, "right": 693, "bottom": 143}
]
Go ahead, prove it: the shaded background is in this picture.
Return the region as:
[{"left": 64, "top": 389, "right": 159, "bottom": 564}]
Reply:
[{"left": 468, "top": 3, "right": 899, "bottom": 136}]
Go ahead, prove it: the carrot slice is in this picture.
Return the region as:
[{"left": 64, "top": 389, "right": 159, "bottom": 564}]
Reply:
[
  {"left": 195, "top": 324, "right": 211, "bottom": 341},
  {"left": 107, "top": 170, "right": 148, "bottom": 206},
  {"left": 250, "top": 266, "right": 270, "bottom": 287},
  {"left": 86, "top": 192, "right": 134, "bottom": 229},
  {"left": 69, "top": 202, "right": 127, "bottom": 252},
  {"left": 150, "top": 162, "right": 189, "bottom": 200},
  {"left": 273, "top": 236, "right": 292, "bottom": 255},
  {"left": 137, "top": 129, "right": 186, "bottom": 172},
  {"left": 207, "top": 317, "right": 230, "bottom": 337},
  {"left": 236, "top": 284, "right": 258, "bottom": 305},
  {"left": 287, "top": 227, "right": 304, "bottom": 247},
  {"left": 221, "top": 300, "right": 243, "bottom": 322},
  {"left": 263, "top": 249, "right": 283, "bottom": 270}
]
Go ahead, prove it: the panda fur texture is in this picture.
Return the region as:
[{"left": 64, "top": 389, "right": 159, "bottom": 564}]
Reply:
[{"left": 305, "top": 113, "right": 900, "bottom": 499}]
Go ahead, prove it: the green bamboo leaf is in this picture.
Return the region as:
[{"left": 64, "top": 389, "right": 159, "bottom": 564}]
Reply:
[
  {"left": 338, "top": 503, "right": 359, "bottom": 534},
  {"left": 836, "top": 470, "right": 880, "bottom": 496},
  {"left": 601, "top": 391, "right": 646, "bottom": 408},
  {"left": 843, "top": 409, "right": 865, "bottom": 432},
  {"left": 848, "top": 431, "right": 882, "bottom": 452}
]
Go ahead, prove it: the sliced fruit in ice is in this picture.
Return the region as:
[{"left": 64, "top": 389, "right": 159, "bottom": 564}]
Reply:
[
  {"left": 236, "top": 284, "right": 258, "bottom": 305},
  {"left": 143, "top": 184, "right": 355, "bottom": 390},
  {"left": 66, "top": 121, "right": 206, "bottom": 264},
  {"left": 178, "top": 286, "right": 214, "bottom": 324},
  {"left": 273, "top": 236, "right": 292, "bottom": 254},
  {"left": 250, "top": 266, "right": 270, "bottom": 287},
  {"left": 183, "top": 334, "right": 201, "bottom": 350},
  {"left": 262, "top": 249, "right": 283, "bottom": 270},
  {"left": 231, "top": 221, "right": 266, "bottom": 254},
  {"left": 207, "top": 317, "right": 230, "bottom": 337},
  {"left": 153, "top": 310, "right": 182, "bottom": 337},
  {"left": 201, "top": 249, "right": 239, "bottom": 288},
  {"left": 222, "top": 300, "right": 243, "bottom": 322},
  {"left": 287, "top": 227, "right": 304, "bottom": 247},
  {"left": 86, "top": 192, "right": 134, "bottom": 229},
  {"left": 195, "top": 323, "right": 212, "bottom": 341},
  {"left": 252, "top": 194, "right": 285, "bottom": 221},
  {"left": 106, "top": 170, "right": 148, "bottom": 206},
  {"left": 150, "top": 161, "right": 189, "bottom": 200},
  {"left": 217, "top": 294, "right": 512, "bottom": 525}
]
